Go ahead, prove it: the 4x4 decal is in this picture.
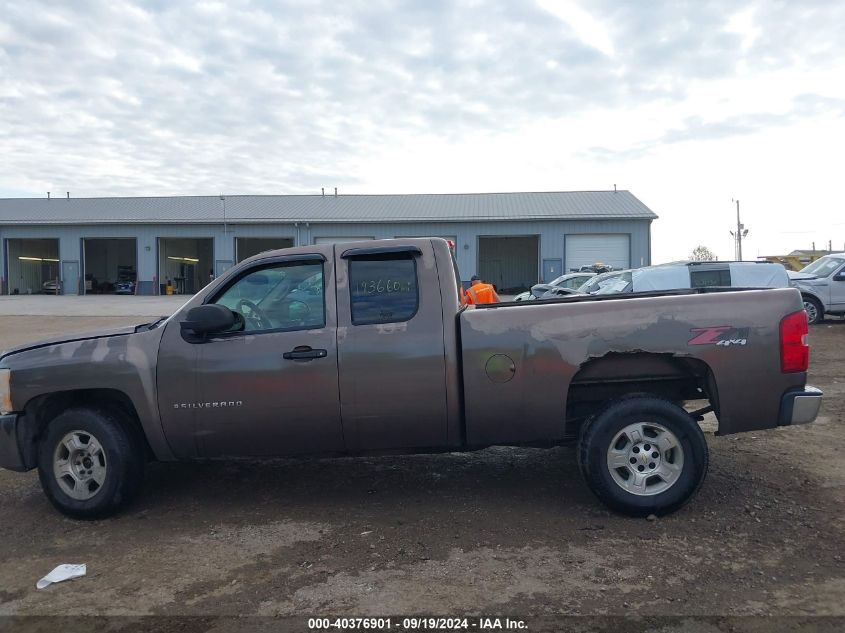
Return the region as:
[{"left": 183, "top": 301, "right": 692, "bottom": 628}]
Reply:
[{"left": 688, "top": 326, "right": 749, "bottom": 347}]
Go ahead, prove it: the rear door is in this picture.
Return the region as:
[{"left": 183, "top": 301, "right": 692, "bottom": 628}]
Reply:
[{"left": 334, "top": 240, "right": 449, "bottom": 450}]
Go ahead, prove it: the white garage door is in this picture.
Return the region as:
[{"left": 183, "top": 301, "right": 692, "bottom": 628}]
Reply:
[
  {"left": 565, "top": 234, "right": 630, "bottom": 272},
  {"left": 314, "top": 237, "right": 374, "bottom": 244}
]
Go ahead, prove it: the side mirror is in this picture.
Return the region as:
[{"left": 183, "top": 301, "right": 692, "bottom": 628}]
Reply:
[
  {"left": 181, "top": 304, "right": 235, "bottom": 336},
  {"left": 834, "top": 272, "right": 845, "bottom": 282}
]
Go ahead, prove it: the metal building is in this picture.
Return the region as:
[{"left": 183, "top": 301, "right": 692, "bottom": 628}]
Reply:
[{"left": 0, "top": 190, "right": 656, "bottom": 295}]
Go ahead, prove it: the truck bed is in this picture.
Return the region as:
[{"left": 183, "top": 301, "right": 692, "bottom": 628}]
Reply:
[{"left": 459, "top": 287, "right": 807, "bottom": 446}]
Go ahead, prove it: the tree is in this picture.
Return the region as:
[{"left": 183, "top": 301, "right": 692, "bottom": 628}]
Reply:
[{"left": 691, "top": 245, "right": 717, "bottom": 261}]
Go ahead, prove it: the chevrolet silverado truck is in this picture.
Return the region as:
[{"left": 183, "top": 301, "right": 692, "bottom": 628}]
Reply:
[{"left": 0, "top": 238, "right": 823, "bottom": 519}]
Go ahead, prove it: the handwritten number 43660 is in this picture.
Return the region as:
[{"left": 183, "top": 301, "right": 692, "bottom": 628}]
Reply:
[{"left": 358, "top": 280, "right": 411, "bottom": 294}]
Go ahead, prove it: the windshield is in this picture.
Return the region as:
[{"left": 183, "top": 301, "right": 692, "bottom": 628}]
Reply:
[
  {"left": 593, "top": 271, "right": 633, "bottom": 294},
  {"left": 550, "top": 273, "right": 594, "bottom": 289},
  {"left": 578, "top": 272, "right": 619, "bottom": 294},
  {"left": 799, "top": 257, "right": 844, "bottom": 277}
]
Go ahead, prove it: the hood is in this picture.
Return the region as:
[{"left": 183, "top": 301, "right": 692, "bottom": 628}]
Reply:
[
  {"left": 530, "top": 284, "right": 554, "bottom": 298},
  {"left": 0, "top": 325, "right": 141, "bottom": 362},
  {"left": 787, "top": 271, "right": 817, "bottom": 281}
]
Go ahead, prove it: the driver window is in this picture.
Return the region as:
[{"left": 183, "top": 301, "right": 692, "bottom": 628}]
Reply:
[{"left": 214, "top": 261, "right": 325, "bottom": 333}]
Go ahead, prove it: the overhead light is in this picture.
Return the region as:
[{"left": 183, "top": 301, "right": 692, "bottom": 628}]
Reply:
[
  {"left": 167, "top": 256, "right": 200, "bottom": 263},
  {"left": 19, "top": 256, "right": 60, "bottom": 262}
]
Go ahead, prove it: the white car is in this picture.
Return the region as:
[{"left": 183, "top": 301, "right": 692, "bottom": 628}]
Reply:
[
  {"left": 582, "top": 262, "right": 789, "bottom": 296},
  {"left": 513, "top": 272, "right": 596, "bottom": 301},
  {"left": 788, "top": 254, "right": 845, "bottom": 324},
  {"left": 577, "top": 270, "right": 632, "bottom": 294}
]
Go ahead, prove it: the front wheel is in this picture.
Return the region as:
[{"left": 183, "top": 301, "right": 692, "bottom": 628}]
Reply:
[
  {"left": 37, "top": 407, "right": 144, "bottom": 519},
  {"left": 802, "top": 295, "right": 823, "bottom": 325},
  {"left": 578, "top": 396, "right": 709, "bottom": 517}
]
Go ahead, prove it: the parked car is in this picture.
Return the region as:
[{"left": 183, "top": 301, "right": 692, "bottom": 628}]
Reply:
[
  {"left": 114, "top": 281, "right": 136, "bottom": 295},
  {"left": 788, "top": 253, "right": 845, "bottom": 324},
  {"left": 513, "top": 272, "right": 596, "bottom": 301},
  {"left": 576, "top": 270, "right": 631, "bottom": 294},
  {"left": 580, "top": 262, "right": 789, "bottom": 296},
  {"left": 0, "top": 238, "right": 821, "bottom": 519},
  {"left": 40, "top": 280, "right": 60, "bottom": 294}
]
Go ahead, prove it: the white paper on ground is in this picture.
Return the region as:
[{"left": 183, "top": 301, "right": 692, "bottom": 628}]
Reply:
[{"left": 36, "top": 564, "right": 87, "bottom": 589}]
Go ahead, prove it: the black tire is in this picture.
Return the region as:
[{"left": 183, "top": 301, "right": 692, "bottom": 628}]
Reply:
[
  {"left": 578, "top": 396, "right": 708, "bottom": 517},
  {"left": 802, "top": 295, "right": 824, "bottom": 325},
  {"left": 37, "top": 407, "right": 144, "bottom": 519}
]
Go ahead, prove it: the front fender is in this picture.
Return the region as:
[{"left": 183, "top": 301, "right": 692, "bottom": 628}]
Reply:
[{"left": 4, "top": 327, "right": 174, "bottom": 461}]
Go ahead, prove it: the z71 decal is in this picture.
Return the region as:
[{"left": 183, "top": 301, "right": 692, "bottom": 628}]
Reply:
[{"left": 688, "top": 326, "right": 749, "bottom": 347}]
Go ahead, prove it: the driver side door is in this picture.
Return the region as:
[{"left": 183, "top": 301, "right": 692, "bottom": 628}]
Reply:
[{"left": 167, "top": 254, "right": 343, "bottom": 457}]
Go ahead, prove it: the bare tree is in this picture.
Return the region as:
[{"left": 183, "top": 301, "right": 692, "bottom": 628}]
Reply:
[{"left": 691, "top": 245, "right": 717, "bottom": 261}]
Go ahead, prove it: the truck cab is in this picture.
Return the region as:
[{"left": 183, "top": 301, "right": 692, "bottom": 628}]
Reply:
[{"left": 156, "top": 238, "right": 462, "bottom": 457}]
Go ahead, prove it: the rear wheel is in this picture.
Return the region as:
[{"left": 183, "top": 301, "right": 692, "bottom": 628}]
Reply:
[
  {"left": 578, "top": 396, "right": 708, "bottom": 517},
  {"left": 802, "top": 295, "right": 823, "bottom": 325},
  {"left": 37, "top": 407, "right": 144, "bottom": 519}
]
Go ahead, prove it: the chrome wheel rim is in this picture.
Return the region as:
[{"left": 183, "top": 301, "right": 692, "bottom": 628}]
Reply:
[
  {"left": 606, "top": 422, "right": 684, "bottom": 496},
  {"left": 53, "top": 430, "right": 108, "bottom": 500},
  {"left": 803, "top": 300, "right": 819, "bottom": 323}
]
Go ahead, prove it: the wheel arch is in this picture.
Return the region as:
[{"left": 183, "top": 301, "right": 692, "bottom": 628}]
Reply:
[
  {"left": 800, "top": 292, "right": 824, "bottom": 314},
  {"left": 19, "top": 388, "right": 153, "bottom": 470},
  {"left": 565, "top": 352, "right": 720, "bottom": 437}
]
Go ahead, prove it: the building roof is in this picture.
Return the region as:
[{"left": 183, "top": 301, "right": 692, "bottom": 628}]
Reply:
[
  {"left": 788, "top": 249, "right": 843, "bottom": 257},
  {"left": 0, "top": 191, "right": 657, "bottom": 225}
]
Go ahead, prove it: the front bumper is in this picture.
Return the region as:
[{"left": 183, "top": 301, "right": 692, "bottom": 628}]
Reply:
[
  {"left": 0, "top": 413, "right": 27, "bottom": 471},
  {"left": 779, "top": 387, "right": 823, "bottom": 426}
]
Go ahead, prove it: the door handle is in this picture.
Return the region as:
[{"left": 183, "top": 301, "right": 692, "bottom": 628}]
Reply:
[{"left": 283, "top": 346, "right": 328, "bottom": 360}]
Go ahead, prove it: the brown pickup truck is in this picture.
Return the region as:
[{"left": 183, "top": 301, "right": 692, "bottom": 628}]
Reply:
[{"left": 0, "top": 238, "right": 822, "bottom": 519}]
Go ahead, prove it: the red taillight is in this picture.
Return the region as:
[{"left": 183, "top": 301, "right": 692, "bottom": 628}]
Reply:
[{"left": 780, "top": 310, "right": 809, "bottom": 373}]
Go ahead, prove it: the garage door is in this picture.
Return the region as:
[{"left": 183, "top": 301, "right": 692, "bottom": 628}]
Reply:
[
  {"left": 478, "top": 236, "right": 539, "bottom": 293},
  {"left": 82, "top": 238, "right": 137, "bottom": 295},
  {"left": 314, "top": 237, "right": 374, "bottom": 244},
  {"left": 565, "top": 234, "right": 630, "bottom": 272}
]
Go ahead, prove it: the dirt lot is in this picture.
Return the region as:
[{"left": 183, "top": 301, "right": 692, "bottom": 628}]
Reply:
[{"left": 0, "top": 316, "right": 843, "bottom": 628}]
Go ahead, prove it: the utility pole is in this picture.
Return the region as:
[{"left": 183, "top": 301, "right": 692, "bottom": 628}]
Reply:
[{"left": 729, "top": 199, "right": 748, "bottom": 260}]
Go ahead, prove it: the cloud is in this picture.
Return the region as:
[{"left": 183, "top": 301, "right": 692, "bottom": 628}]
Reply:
[
  {"left": 536, "top": 0, "right": 615, "bottom": 57},
  {"left": 0, "top": 0, "right": 843, "bottom": 228},
  {"left": 580, "top": 92, "right": 845, "bottom": 161}
]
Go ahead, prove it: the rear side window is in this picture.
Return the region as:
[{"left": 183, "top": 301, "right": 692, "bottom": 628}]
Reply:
[
  {"left": 690, "top": 268, "right": 731, "bottom": 288},
  {"left": 349, "top": 253, "right": 418, "bottom": 324}
]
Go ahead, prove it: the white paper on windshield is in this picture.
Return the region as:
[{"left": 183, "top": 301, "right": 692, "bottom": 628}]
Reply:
[
  {"left": 631, "top": 265, "right": 689, "bottom": 292},
  {"left": 594, "top": 277, "right": 631, "bottom": 294},
  {"left": 728, "top": 263, "right": 789, "bottom": 288}
]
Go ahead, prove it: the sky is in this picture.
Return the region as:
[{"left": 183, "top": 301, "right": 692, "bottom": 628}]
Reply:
[{"left": 1, "top": 0, "right": 844, "bottom": 263}]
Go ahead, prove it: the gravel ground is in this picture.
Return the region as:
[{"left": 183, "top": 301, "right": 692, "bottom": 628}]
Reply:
[{"left": 0, "top": 316, "right": 842, "bottom": 628}]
